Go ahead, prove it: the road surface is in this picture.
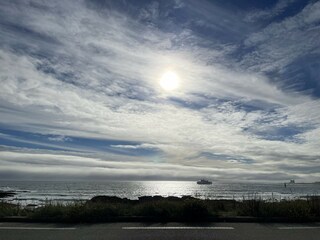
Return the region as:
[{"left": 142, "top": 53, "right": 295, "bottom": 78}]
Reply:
[{"left": 0, "top": 222, "right": 319, "bottom": 240}]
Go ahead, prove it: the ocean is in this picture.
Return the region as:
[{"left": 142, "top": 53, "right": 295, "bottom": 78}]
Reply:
[{"left": 1, "top": 181, "right": 320, "bottom": 206}]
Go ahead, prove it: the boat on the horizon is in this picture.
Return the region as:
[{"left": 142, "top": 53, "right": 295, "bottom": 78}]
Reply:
[{"left": 197, "top": 179, "right": 212, "bottom": 185}]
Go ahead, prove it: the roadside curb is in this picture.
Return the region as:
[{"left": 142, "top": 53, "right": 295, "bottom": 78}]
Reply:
[{"left": 1, "top": 216, "right": 320, "bottom": 223}]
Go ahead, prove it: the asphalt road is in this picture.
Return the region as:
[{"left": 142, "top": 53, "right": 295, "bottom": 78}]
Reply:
[{"left": 0, "top": 222, "right": 320, "bottom": 240}]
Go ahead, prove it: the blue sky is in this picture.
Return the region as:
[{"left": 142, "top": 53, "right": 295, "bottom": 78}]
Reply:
[{"left": 0, "top": 0, "right": 319, "bottom": 182}]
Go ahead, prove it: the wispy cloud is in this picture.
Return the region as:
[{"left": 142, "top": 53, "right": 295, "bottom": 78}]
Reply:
[
  {"left": 242, "top": 0, "right": 320, "bottom": 73},
  {"left": 110, "top": 144, "right": 157, "bottom": 149},
  {"left": 48, "top": 135, "right": 72, "bottom": 142},
  {"left": 0, "top": 0, "right": 319, "bottom": 182},
  {"left": 245, "top": 0, "right": 298, "bottom": 22}
]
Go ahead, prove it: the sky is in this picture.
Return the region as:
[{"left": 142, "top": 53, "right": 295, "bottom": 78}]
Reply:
[{"left": 0, "top": 0, "right": 319, "bottom": 182}]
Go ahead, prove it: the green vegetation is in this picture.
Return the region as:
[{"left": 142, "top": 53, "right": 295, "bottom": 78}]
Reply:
[
  {"left": 1, "top": 196, "right": 319, "bottom": 222},
  {"left": 0, "top": 202, "right": 28, "bottom": 218},
  {"left": 239, "top": 197, "right": 320, "bottom": 218}
]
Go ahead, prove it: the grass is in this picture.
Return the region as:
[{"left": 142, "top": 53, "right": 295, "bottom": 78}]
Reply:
[
  {"left": 1, "top": 196, "right": 319, "bottom": 222},
  {"left": 0, "top": 202, "right": 28, "bottom": 218},
  {"left": 239, "top": 196, "right": 320, "bottom": 218}
]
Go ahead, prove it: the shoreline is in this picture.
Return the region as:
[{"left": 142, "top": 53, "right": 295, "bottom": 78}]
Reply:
[{"left": 2, "top": 181, "right": 320, "bottom": 207}]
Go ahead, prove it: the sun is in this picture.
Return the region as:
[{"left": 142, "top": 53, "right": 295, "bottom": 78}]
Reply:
[{"left": 159, "top": 71, "right": 180, "bottom": 91}]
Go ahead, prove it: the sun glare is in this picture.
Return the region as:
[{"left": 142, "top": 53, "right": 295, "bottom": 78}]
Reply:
[{"left": 159, "top": 71, "right": 180, "bottom": 91}]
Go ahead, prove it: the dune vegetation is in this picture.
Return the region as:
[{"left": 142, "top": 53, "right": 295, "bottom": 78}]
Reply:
[{"left": 1, "top": 195, "right": 320, "bottom": 222}]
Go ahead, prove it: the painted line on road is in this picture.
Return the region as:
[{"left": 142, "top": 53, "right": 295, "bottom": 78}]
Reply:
[
  {"left": 122, "top": 226, "right": 234, "bottom": 230},
  {"left": 278, "top": 227, "right": 320, "bottom": 230},
  {"left": 0, "top": 227, "right": 76, "bottom": 230}
]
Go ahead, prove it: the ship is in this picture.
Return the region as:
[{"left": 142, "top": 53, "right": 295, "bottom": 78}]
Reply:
[
  {"left": 289, "top": 179, "right": 295, "bottom": 184},
  {"left": 197, "top": 179, "right": 212, "bottom": 185}
]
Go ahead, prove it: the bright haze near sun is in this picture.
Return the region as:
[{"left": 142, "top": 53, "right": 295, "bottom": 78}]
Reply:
[
  {"left": 0, "top": 0, "right": 319, "bottom": 183},
  {"left": 159, "top": 71, "right": 180, "bottom": 91}
]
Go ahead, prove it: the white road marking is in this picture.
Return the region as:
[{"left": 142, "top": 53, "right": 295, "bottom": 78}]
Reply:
[
  {"left": 278, "top": 227, "right": 320, "bottom": 230},
  {"left": 122, "top": 226, "right": 234, "bottom": 230},
  {"left": 0, "top": 227, "right": 76, "bottom": 230}
]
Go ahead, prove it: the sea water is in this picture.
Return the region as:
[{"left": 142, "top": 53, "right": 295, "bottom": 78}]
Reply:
[{"left": 1, "top": 181, "right": 320, "bottom": 205}]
